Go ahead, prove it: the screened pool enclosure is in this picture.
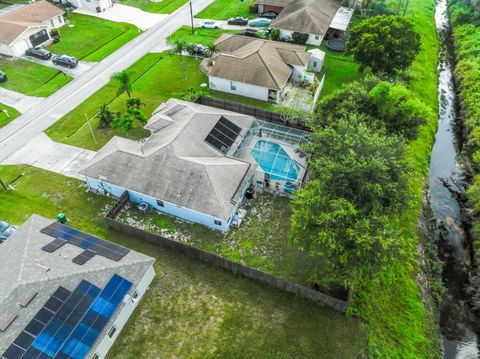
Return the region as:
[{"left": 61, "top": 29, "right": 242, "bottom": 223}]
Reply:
[{"left": 233, "top": 120, "right": 310, "bottom": 194}]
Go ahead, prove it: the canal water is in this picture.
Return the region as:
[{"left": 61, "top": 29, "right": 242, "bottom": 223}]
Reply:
[{"left": 429, "top": 0, "right": 480, "bottom": 357}]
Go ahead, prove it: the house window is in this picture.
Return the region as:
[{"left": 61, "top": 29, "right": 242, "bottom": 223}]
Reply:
[
  {"left": 107, "top": 325, "right": 117, "bottom": 339},
  {"left": 214, "top": 220, "right": 222, "bottom": 226},
  {"left": 50, "top": 20, "right": 54, "bottom": 27},
  {"left": 92, "top": 354, "right": 100, "bottom": 359},
  {"left": 230, "top": 81, "right": 237, "bottom": 91},
  {"left": 314, "top": 35, "right": 320, "bottom": 40},
  {"left": 157, "top": 200, "right": 164, "bottom": 207},
  {"left": 313, "top": 61, "right": 318, "bottom": 68}
]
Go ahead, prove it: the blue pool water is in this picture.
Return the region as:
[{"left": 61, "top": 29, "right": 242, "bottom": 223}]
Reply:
[{"left": 251, "top": 140, "right": 299, "bottom": 181}]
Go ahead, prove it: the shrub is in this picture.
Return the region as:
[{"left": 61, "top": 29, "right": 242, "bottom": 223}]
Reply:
[{"left": 291, "top": 32, "right": 309, "bottom": 44}]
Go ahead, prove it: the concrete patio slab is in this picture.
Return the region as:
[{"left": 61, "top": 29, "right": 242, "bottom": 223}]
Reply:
[
  {"left": 0, "top": 88, "right": 44, "bottom": 114},
  {"left": 74, "top": 4, "right": 167, "bottom": 31},
  {"left": 2, "top": 133, "right": 96, "bottom": 180},
  {"left": 22, "top": 55, "right": 96, "bottom": 78}
]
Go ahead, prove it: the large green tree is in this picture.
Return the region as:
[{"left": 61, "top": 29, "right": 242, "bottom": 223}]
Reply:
[
  {"left": 346, "top": 15, "right": 420, "bottom": 76},
  {"left": 290, "top": 116, "right": 411, "bottom": 284},
  {"left": 112, "top": 71, "right": 133, "bottom": 98}
]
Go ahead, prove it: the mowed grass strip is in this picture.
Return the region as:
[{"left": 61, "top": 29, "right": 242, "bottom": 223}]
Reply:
[
  {"left": 0, "top": 58, "right": 72, "bottom": 97},
  {"left": 118, "top": 0, "right": 189, "bottom": 14},
  {"left": 197, "top": 0, "right": 256, "bottom": 19},
  {"left": 0, "top": 103, "right": 20, "bottom": 128},
  {"left": 46, "top": 53, "right": 208, "bottom": 150},
  {"left": 0, "top": 165, "right": 366, "bottom": 359},
  {"left": 168, "top": 26, "right": 239, "bottom": 46},
  {"left": 48, "top": 13, "right": 140, "bottom": 62}
]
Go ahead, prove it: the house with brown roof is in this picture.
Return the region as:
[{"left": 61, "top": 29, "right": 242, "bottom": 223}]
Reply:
[
  {"left": 0, "top": 1, "right": 65, "bottom": 57},
  {"left": 257, "top": 0, "right": 354, "bottom": 46},
  {"left": 207, "top": 34, "right": 323, "bottom": 103}
]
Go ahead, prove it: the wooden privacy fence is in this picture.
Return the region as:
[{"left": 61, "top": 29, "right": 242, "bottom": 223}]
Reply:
[
  {"left": 105, "top": 207, "right": 349, "bottom": 313},
  {"left": 194, "top": 96, "right": 308, "bottom": 131}
]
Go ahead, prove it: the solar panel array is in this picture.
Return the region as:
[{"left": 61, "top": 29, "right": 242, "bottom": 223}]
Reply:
[
  {"left": 205, "top": 116, "right": 242, "bottom": 154},
  {"left": 1, "top": 274, "right": 132, "bottom": 359},
  {"left": 40, "top": 223, "right": 129, "bottom": 264}
]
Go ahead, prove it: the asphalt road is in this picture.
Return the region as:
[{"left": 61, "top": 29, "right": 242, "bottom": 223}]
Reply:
[{"left": 0, "top": 0, "right": 213, "bottom": 163}]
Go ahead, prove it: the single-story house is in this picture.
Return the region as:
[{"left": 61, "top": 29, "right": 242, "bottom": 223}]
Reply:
[
  {"left": 0, "top": 1, "right": 65, "bottom": 57},
  {"left": 208, "top": 34, "right": 323, "bottom": 102},
  {"left": 81, "top": 99, "right": 310, "bottom": 231},
  {"left": 56, "top": 0, "right": 114, "bottom": 12},
  {"left": 81, "top": 99, "right": 257, "bottom": 232},
  {"left": 0, "top": 214, "right": 155, "bottom": 359}
]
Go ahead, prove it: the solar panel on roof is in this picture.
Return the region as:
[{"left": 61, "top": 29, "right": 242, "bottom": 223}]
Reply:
[
  {"left": 40, "top": 223, "right": 130, "bottom": 263},
  {"left": 13, "top": 332, "right": 35, "bottom": 350},
  {"left": 205, "top": 116, "right": 242, "bottom": 154},
  {"left": 1, "top": 344, "right": 24, "bottom": 359},
  {"left": 72, "top": 250, "right": 96, "bottom": 265}
]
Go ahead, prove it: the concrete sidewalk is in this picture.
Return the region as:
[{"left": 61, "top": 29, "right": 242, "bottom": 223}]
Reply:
[
  {"left": 74, "top": 4, "right": 167, "bottom": 31},
  {"left": 0, "top": 88, "right": 44, "bottom": 114},
  {"left": 2, "top": 133, "right": 96, "bottom": 179}
]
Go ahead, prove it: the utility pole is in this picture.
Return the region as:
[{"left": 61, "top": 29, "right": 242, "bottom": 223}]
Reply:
[
  {"left": 190, "top": 1, "right": 194, "bottom": 34},
  {"left": 85, "top": 113, "right": 97, "bottom": 145}
]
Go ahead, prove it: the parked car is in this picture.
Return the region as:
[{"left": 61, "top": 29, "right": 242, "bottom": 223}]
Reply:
[
  {"left": 0, "top": 71, "right": 7, "bottom": 83},
  {"left": 25, "top": 47, "right": 52, "bottom": 60},
  {"left": 227, "top": 16, "right": 248, "bottom": 25},
  {"left": 199, "top": 20, "right": 222, "bottom": 29},
  {"left": 249, "top": 18, "right": 272, "bottom": 27},
  {"left": 187, "top": 43, "right": 208, "bottom": 57},
  {"left": 259, "top": 11, "right": 278, "bottom": 19},
  {"left": 52, "top": 54, "right": 78, "bottom": 68},
  {"left": 0, "top": 221, "right": 16, "bottom": 242},
  {"left": 242, "top": 28, "right": 258, "bottom": 37}
]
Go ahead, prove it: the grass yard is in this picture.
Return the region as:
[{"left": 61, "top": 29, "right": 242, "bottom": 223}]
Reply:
[
  {"left": 0, "top": 165, "right": 366, "bottom": 358},
  {"left": 48, "top": 13, "right": 140, "bottom": 62},
  {"left": 118, "top": 0, "right": 189, "bottom": 14},
  {"left": 168, "top": 26, "right": 239, "bottom": 46},
  {"left": 318, "top": 45, "right": 363, "bottom": 96},
  {"left": 117, "top": 194, "right": 335, "bottom": 289},
  {"left": 46, "top": 53, "right": 208, "bottom": 150},
  {"left": 0, "top": 103, "right": 20, "bottom": 128},
  {"left": 0, "top": 58, "right": 72, "bottom": 97},
  {"left": 197, "top": 0, "right": 256, "bottom": 20}
]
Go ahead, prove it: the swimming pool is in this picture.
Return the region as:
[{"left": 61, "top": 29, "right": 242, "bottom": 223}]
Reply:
[{"left": 251, "top": 140, "right": 300, "bottom": 181}]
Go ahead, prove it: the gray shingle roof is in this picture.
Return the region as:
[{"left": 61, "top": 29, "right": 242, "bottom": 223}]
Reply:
[
  {"left": 209, "top": 34, "right": 311, "bottom": 90},
  {"left": 271, "top": 0, "right": 340, "bottom": 36},
  {"left": 0, "top": 215, "right": 154, "bottom": 354},
  {"left": 80, "top": 99, "right": 256, "bottom": 220}
]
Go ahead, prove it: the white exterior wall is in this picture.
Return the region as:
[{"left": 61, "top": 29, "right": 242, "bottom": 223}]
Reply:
[
  {"left": 43, "top": 15, "right": 65, "bottom": 29},
  {"left": 90, "top": 264, "right": 155, "bottom": 359},
  {"left": 209, "top": 76, "right": 270, "bottom": 102},
  {"left": 68, "top": 0, "right": 113, "bottom": 11},
  {"left": 85, "top": 177, "right": 235, "bottom": 232},
  {"left": 0, "top": 27, "right": 51, "bottom": 57},
  {"left": 278, "top": 29, "right": 323, "bottom": 46},
  {"left": 308, "top": 56, "right": 324, "bottom": 72}
]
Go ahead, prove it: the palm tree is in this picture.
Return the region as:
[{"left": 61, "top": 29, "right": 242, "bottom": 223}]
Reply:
[
  {"left": 168, "top": 37, "right": 188, "bottom": 81},
  {"left": 112, "top": 71, "right": 132, "bottom": 98},
  {"left": 206, "top": 44, "right": 219, "bottom": 66}
]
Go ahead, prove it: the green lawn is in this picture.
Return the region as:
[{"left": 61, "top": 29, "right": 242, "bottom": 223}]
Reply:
[
  {"left": 0, "top": 165, "right": 366, "bottom": 358},
  {"left": 118, "top": 194, "right": 334, "bottom": 288},
  {"left": 46, "top": 53, "right": 208, "bottom": 150},
  {"left": 0, "top": 103, "right": 20, "bottom": 128},
  {"left": 197, "top": 0, "right": 256, "bottom": 20},
  {"left": 48, "top": 13, "right": 140, "bottom": 62},
  {"left": 118, "top": 0, "right": 189, "bottom": 14},
  {"left": 319, "top": 45, "right": 364, "bottom": 96},
  {"left": 0, "top": 58, "right": 72, "bottom": 97},
  {"left": 168, "top": 26, "right": 239, "bottom": 46}
]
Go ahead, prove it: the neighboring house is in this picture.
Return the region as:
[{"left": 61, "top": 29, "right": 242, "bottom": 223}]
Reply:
[
  {"left": 0, "top": 1, "right": 65, "bottom": 57},
  {"left": 257, "top": 0, "right": 354, "bottom": 45},
  {"left": 57, "top": 0, "right": 114, "bottom": 12},
  {"left": 208, "top": 34, "right": 323, "bottom": 103},
  {"left": 0, "top": 214, "right": 155, "bottom": 359},
  {"left": 80, "top": 99, "right": 310, "bottom": 231}
]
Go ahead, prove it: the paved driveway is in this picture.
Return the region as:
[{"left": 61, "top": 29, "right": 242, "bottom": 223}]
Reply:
[
  {"left": 2, "top": 133, "right": 96, "bottom": 179},
  {"left": 22, "top": 56, "right": 97, "bottom": 78},
  {"left": 74, "top": 4, "right": 167, "bottom": 31},
  {"left": 0, "top": 88, "right": 44, "bottom": 114},
  {"left": 192, "top": 18, "right": 258, "bottom": 30}
]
